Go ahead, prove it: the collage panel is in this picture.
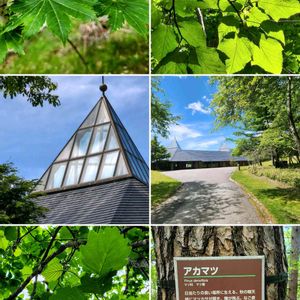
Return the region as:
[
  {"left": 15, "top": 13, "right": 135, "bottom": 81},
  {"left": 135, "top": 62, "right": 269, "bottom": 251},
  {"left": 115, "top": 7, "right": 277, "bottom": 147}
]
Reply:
[
  {"left": 0, "top": 75, "right": 149, "bottom": 225},
  {"left": 0, "top": 0, "right": 149, "bottom": 74},
  {"left": 151, "top": 76, "right": 300, "bottom": 225},
  {"left": 151, "top": 0, "right": 300, "bottom": 75},
  {"left": 151, "top": 225, "right": 299, "bottom": 300},
  {"left": 0, "top": 225, "right": 149, "bottom": 299}
]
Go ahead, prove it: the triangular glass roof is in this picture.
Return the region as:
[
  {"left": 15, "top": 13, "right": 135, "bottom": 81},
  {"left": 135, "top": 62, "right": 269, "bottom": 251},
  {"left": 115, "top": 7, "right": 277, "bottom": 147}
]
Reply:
[{"left": 35, "top": 97, "right": 148, "bottom": 193}]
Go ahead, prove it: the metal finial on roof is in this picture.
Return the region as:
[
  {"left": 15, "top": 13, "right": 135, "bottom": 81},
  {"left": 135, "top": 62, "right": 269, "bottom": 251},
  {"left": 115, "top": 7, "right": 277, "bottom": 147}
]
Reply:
[{"left": 100, "top": 76, "right": 107, "bottom": 96}]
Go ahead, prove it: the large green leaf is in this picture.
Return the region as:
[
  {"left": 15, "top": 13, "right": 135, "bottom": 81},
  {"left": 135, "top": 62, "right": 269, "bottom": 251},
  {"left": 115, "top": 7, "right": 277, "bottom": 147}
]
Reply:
[
  {"left": 152, "top": 24, "right": 178, "bottom": 61},
  {"left": 94, "top": 0, "right": 148, "bottom": 36},
  {"left": 246, "top": 6, "right": 269, "bottom": 27},
  {"left": 252, "top": 35, "right": 283, "bottom": 73},
  {"left": 80, "top": 228, "right": 130, "bottom": 277},
  {"left": 9, "top": 0, "right": 96, "bottom": 43},
  {"left": 258, "top": 0, "right": 300, "bottom": 21},
  {"left": 218, "top": 35, "right": 252, "bottom": 73},
  {"left": 0, "top": 230, "right": 8, "bottom": 250},
  {"left": 179, "top": 20, "right": 206, "bottom": 48},
  {"left": 42, "top": 258, "right": 64, "bottom": 282},
  {"left": 79, "top": 272, "right": 115, "bottom": 294},
  {"left": 50, "top": 287, "right": 86, "bottom": 300}
]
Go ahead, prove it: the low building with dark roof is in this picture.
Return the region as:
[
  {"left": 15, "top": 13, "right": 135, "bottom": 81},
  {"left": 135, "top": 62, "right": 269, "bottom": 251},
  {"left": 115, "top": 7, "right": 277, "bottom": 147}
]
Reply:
[
  {"left": 156, "top": 138, "right": 249, "bottom": 170},
  {"left": 35, "top": 86, "right": 149, "bottom": 224}
]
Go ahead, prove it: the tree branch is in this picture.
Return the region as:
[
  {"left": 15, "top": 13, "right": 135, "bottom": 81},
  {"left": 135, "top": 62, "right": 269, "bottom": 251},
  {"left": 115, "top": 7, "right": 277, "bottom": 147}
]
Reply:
[
  {"left": 40, "top": 226, "right": 62, "bottom": 262},
  {"left": 5, "top": 240, "right": 86, "bottom": 300}
]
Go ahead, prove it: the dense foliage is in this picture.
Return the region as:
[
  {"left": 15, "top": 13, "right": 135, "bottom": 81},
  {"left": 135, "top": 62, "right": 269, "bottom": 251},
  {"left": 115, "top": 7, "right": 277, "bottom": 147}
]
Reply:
[
  {"left": 0, "top": 163, "right": 45, "bottom": 224},
  {"left": 0, "top": 76, "right": 59, "bottom": 106},
  {"left": 249, "top": 165, "right": 300, "bottom": 188},
  {"left": 0, "top": 226, "right": 149, "bottom": 300},
  {"left": 152, "top": 0, "right": 300, "bottom": 74},
  {"left": 211, "top": 76, "right": 300, "bottom": 166},
  {"left": 0, "top": 0, "right": 148, "bottom": 64}
]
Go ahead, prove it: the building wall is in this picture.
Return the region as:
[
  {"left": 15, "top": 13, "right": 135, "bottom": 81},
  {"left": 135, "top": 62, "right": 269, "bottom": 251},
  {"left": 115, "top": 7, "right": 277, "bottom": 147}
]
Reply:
[{"left": 154, "top": 160, "right": 249, "bottom": 171}]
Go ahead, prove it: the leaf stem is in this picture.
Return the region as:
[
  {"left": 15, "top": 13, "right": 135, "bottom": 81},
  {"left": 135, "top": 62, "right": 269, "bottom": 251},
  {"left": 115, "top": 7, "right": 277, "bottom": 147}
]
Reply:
[{"left": 67, "top": 38, "right": 89, "bottom": 72}]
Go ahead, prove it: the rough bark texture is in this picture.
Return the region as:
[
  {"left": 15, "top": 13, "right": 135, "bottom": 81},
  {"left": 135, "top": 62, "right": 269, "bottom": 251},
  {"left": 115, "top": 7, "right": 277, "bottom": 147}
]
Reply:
[
  {"left": 153, "top": 226, "right": 288, "bottom": 300},
  {"left": 288, "top": 226, "right": 300, "bottom": 300}
]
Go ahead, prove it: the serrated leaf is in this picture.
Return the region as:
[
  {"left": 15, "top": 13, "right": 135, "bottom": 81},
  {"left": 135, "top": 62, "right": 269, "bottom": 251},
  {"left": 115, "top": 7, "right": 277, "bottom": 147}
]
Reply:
[
  {"left": 246, "top": 7, "right": 269, "bottom": 27},
  {"left": 252, "top": 35, "right": 283, "bottom": 73},
  {"left": 50, "top": 287, "right": 86, "bottom": 300},
  {"left": 152, "top": 24, "right": 178, "bottom": 61},
  {"left": 218, "top": 35, "right": 252, "bottom": 73},
  {"left": 21, "top": 266, "right": 33, "bottom": 279},
  {"left": 258, "top": 0, "right": 300, "bottom": 21},
  {"left": 80, "top": 228, "right": 130, "bottom": 277},
  {"left": 179, "top": 20, "right": 206, "bottom": 48},
  {"left": 9, "top": 0, "right": 96, "bottom": 43},
  {"left": 14, "top": 247, "right": 22, "bottom": 257},
  {"left": 0, "top": 31, "right": 24, "bottom": 63},
  {"left": 261, "top": 21, "right": 285, "bottom": 45},
  {"left": 79, "top": 272, "right": 115, "bottom": 294},
  {"left": 42, "top": 258, "right": 64, "bottom": 282},
  {"left": 4, "top": 227, "right": 17, "bottom": 241},
  {"left": 94, "top": 0, "right": 148, "bottom": 36}
]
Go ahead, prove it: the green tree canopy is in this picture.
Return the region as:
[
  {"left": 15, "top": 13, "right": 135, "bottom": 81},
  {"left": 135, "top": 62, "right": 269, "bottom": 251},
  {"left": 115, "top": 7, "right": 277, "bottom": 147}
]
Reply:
[
  {"left": 0, "top": 226, "right": 149, "bottom": 300},
  {"left": 151, "top": 77, "right": 180, "bottom": 138},
  {"left": 0, "top": 163, "right": 45, "bottom": 224},
  {"left": 0, "top": 76, "right": 59, "bottom": 106}
]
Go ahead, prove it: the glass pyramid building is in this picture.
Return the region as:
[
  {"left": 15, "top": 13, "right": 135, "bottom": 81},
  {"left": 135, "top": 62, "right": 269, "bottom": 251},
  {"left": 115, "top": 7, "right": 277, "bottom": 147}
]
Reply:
[{"left": 36, "top": 96, "right": 149, "bottom": 193}]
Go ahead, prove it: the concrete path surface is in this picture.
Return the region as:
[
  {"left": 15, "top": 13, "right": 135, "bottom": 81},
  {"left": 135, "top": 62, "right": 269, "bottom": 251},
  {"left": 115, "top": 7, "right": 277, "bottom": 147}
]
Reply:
[{"left": 152, "top": 167, "right": 261, "bottom": 224}]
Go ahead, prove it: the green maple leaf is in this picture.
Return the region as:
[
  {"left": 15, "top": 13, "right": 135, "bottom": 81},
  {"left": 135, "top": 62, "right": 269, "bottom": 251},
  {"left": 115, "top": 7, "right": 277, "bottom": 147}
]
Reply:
[
  {"left": 94, "top": 0, "right": 148, "bottom": 36},
  {"left": 0, "top": 30, "right": 24, "bottom": 63},
  {"left": 8, "top": 0, "right": 96, "bottom": 43},
  {"left": 80, "top": 228, "right": 130, "bottom": 277}
]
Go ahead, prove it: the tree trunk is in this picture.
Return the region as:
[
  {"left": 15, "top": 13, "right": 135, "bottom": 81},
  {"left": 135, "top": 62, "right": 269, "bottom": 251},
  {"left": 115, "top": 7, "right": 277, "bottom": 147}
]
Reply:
[
  {"left": 287, "top": 77, "right": 300, "bottom": 159},
  {"left": 288, "top": 226, "right": 300, "bottom": 300},
  {"left": 153, "top": 226, "right": 288, "bottom": 300}
]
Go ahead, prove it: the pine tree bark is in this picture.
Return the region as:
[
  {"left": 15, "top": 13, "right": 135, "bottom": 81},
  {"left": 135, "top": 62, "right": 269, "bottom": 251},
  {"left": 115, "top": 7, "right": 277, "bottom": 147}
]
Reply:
[
  {"left": 153, "top": 226, "right": 288, "bottom": 300},
  {"left": 288, "top": 226, "right": 300, "bottom": 300}
]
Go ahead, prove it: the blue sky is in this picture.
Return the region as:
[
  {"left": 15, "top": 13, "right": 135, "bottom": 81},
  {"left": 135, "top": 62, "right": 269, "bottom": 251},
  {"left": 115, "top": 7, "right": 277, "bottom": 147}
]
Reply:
[
  {"left": 156, "top": 76, "right": 237, "bottom": 151},
  {"left": 0, "top": 76, "right": 149, "bottom": 180}
]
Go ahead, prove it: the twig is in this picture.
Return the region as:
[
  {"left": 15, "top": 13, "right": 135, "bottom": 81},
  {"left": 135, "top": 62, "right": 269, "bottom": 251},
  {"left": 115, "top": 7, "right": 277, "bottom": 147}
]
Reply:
[
  {"left": 5, "top": 240, "right": 86, "bottom": 300},
  {"left": 41, "top": 226, "right": 62, "bottom": 262},
  {"left": 227, "top": 0, "right": 244, "bottom": 23},
  {"left": 67, "top": 38, "right": 89, "bottom": 71}
]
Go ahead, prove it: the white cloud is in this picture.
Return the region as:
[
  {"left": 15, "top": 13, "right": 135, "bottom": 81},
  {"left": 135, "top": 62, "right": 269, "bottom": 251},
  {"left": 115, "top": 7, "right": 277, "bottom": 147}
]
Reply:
[
  {"left": 202, "top": 95, "right": 212, "bottom": 103},
  {"left": 169, "top": 123, "right": 202, "bottom": 141},
  {"left": 185, "top": 101, "right": 211, "bottom": 115},
  {"left": 185, "top": 137, "right": 226, "bottom": 150}
]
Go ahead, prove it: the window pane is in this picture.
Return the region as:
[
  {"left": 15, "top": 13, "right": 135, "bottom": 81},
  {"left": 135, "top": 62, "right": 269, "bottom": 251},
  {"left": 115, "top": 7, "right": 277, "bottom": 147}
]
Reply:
[
  {"left": 96, "top": 102, "right": 110, "bottom": 124},
  {"left": 46, "top": 163, "right": 67, "bottom": 189},
  {"left": 64, "top": 159, "right": 84, "bottom": 186},
  {"left": 105, "top": 128, "right": 119, "bottom": 151},
  {"left": 35, "top": 170, "right": 49, "bottom": 191},
  {"left": 72, "top": 129, "right": 92, "bottom": 158},
  {"left": 81, "top": 156, "right": 101, "bottom": 183},
  {"left": 115, "top": 153, "right": 128, "bottom": 177},
  {"left": 89, "top": 124, "right": 109, "bottom": 154},
  {"left": 80, "top": 102, "right": 99, "bottom": 128},
  {"left": 56, "top": 136, "right": 74, "bottom": 161},
  {"left": 98, "top": 151, "right": 119, "bottom": 180}
]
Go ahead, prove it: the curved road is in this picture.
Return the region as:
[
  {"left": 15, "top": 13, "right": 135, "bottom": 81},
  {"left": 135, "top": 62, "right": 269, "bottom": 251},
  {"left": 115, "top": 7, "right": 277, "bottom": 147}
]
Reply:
[{"left": 152, "top": 167, "right": 261, "bottom": 224}]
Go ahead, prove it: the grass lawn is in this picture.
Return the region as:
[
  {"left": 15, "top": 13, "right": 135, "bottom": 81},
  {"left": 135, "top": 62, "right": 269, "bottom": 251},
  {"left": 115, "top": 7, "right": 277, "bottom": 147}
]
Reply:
[
  {"left": 232, "top": 168, "right": 300, "bottom": 224},
  {"left": 0, "top": 24, "right": 148, "bottom": 74},
  {"left": 151, "top": 171, "right": 181, "bottom": 207}
]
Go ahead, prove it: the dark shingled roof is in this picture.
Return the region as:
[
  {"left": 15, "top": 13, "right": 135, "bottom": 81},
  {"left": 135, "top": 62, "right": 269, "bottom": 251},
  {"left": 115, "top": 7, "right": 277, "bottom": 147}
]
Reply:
[
  {"left": 37, "top": 178, "right": 149, "bottom": 224},
  {"left": 169, "top": 149, "right": 248, "bottom": 162}
]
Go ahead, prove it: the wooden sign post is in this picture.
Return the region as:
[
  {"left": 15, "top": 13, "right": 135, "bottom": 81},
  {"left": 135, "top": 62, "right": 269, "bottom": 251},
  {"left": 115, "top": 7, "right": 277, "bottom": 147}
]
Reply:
[{"left": 174, "top": 256, "right": 265, "bottom": 300}]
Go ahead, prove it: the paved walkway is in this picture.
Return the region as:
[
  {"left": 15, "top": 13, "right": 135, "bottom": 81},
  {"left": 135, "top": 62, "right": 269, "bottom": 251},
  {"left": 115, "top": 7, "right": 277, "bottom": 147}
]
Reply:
[{"left": 152, "top": 167, "right": 261, "bottom": 224}]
